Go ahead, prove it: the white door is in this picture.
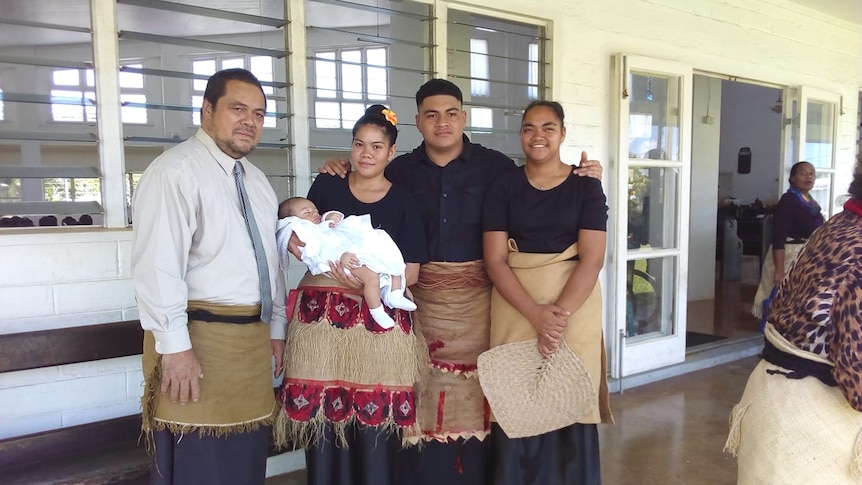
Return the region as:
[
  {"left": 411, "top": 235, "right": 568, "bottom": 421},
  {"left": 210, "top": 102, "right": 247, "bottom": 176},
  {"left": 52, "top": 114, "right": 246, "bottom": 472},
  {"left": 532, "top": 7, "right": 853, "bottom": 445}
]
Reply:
[
  {"left": 785, "top": 87, "right": 841, "bottom": 217},
  {"left": 610, "top": 55, "right": 692, "bottom": 377}
]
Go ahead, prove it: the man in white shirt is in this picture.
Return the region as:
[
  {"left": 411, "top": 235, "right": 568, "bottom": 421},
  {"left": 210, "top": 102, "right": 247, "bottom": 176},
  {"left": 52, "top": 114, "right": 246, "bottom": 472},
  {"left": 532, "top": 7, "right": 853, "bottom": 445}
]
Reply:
[{"left": 132, "top": 68, "right": 286, "bottom": 485}]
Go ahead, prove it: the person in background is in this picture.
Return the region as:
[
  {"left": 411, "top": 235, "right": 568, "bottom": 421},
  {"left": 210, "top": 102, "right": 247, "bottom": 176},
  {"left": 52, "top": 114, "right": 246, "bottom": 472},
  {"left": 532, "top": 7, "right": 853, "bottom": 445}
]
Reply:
[
  {"left": 275, "top": 104, "right": 428, "bottom": 485},
  {"left": 483, "top": 101, "right": 612, "bottom": 484},
  {"left": 752, "top": 161, "right": 825, "bottom": 318},
  {"left": 726, "top": 154, "right": 862, "bottom": 484},
  {"left": 132, "top": 68, "right": 285, "bottom": 485},
  {"left": 321, "top": 79, "right": 604, "bottom": 484}
]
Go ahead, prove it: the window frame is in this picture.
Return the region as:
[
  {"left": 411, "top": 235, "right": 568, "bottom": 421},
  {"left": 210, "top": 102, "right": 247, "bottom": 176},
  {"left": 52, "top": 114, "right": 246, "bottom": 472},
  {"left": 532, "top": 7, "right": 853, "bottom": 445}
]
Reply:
[
  {"left": 189, "top": 55, "right": 279, "bottom": 129},
  {"left": 311, "top": 45, "right": 390, "bottom": 130}
]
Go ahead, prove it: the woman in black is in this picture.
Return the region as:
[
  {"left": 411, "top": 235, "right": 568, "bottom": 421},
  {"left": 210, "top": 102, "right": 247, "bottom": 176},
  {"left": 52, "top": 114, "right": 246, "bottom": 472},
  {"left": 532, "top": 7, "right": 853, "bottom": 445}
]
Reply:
[
  {"left": 482, "top": 101, "right": 611, "bottom": 485},
  {"left": 274, "top": 105, "right": 428, "bottom": 485}
]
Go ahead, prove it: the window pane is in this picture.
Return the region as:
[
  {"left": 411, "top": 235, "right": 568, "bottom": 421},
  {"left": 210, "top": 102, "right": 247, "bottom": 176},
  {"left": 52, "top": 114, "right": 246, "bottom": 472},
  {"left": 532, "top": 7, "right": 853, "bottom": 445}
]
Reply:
[
  {"left": 627, "top": 167, "right": 679, "bottom": 250},
  {"left": 192, "top": 95, "right": 203, "bottom": 126},
  {"left": 470, "top": 39, "right": 489, "bottom": 97},
  {"left": 119, "top": 64, "right": 144, "bottom": 89},
  {"left": 628, "top": 72, "right": 681, "bottom": 161},
  {"left": 51, "top": 90, "right": 85, "bottom": 122},
  {"left": 121, "top": 94, "right": 148, "bottom": 124},
  {"left": 264, "top": 99, "right": 276, "bottom": 128},
  {"left": 85, "top": 91, "right": 97, "bottom": 122},
  {"left": 193, "top": 60, "right": 216, "bottom": 92},
  {"left": 0, "top": 178, "right": 22, "bottom": 200},
  {"left": 222, "top": 58, "right": 244, "bottom": 70},
  {"left": 85, "top": 69, "right": 95, "bottom": 87},
  {"left": 367, "top": 48, "right": 386, "bottom": 66},
  {"left": 626, "top": 256, "right": 676, "bottom": 338},
  {"left": 805, "top": 100, "right": 835, "bottom": 169},
  {"left": 528, "top": 43, "right": 539, "bottom": 99},
  {"left": 53, "top": 69, "right": 80, "bottom": 86},
  {"left": 341, "top": 51, "right": 362, "bottom": 100},
  {"left": 315, "top": 56, "right": 337, "bottom": 98},
  {"left": 315, "top": 101, "right": 341, "bottom": 128},
  {"left": 341, "top": 102, "right": 365, "bottom": 129},
  {"left": 367, "top": 67, "right": 388, "bottom": 101},
  {"left": 251, "top": 56, "right": 274, "bottom": 95},
  {"left": 470, "top": 107, "right": 493, "bottom": 131}
]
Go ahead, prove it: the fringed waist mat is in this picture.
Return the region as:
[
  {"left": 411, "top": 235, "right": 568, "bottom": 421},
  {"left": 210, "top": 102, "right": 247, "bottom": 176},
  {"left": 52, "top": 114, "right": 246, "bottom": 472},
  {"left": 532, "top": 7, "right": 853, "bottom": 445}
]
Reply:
[
  {"left": 275, "top": 272, "right": 422, "bottom": 449},
  {"left": 141, "top": 300, "right": 276, "bottom": 438},
  {"left": 409, "top": 261, "right": 493, "bottom": 442}
]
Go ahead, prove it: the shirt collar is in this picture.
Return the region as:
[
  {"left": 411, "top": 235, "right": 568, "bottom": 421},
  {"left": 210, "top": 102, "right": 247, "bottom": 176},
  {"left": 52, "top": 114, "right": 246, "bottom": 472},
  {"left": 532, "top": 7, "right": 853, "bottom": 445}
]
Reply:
[
  {"left": 416, "top": 134, "right": 474, "bottom": 166},
  {"left": 194, "top": 128, "right": 244, "bottom": 176}
]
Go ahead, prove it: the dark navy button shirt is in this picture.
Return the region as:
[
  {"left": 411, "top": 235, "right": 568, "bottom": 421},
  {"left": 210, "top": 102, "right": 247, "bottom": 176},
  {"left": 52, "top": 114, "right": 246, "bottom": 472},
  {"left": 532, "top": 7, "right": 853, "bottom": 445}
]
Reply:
[{"left": 385, "top": 135, "right": 516, "bottom": 262}]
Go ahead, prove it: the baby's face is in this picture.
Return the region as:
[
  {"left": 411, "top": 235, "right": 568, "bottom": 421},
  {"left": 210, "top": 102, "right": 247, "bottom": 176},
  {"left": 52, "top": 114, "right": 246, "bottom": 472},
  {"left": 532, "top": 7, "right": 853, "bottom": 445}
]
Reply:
[{"left": 293, "top": 200, "right": 321, "bottom": 224}]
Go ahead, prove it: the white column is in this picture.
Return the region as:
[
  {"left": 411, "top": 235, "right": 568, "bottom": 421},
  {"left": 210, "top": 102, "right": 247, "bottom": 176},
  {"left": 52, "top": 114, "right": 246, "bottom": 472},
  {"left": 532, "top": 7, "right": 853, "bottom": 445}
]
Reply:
[{"left": 91, "top": 0, "right": 128, "bottom": 228}]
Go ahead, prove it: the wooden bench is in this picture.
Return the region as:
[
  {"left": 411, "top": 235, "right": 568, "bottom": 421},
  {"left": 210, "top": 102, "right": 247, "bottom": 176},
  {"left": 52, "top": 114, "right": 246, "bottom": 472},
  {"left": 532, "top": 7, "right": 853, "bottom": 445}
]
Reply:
[
  {"left": 0, "top": 321, "right": 293, "bottom": 484},
  {"left": 0, "top": 321, "right": 150, "bottom": 484}
]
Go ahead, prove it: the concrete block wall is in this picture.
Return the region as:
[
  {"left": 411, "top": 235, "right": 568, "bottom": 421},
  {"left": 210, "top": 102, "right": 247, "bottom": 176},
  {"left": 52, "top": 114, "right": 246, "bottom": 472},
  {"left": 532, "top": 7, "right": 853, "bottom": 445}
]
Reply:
[{"left": 0, "top": 229, "right": 141, "bottom": 439}]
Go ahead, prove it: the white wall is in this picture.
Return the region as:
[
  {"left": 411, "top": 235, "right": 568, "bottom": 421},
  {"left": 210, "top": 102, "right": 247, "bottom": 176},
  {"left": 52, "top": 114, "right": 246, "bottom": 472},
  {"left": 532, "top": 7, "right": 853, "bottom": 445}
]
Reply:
[
  {"left": 1, "top": 0, "right": 860, "bottom": 439},
  {"left": 718, "top": 81, "right": 783, "bottom": 205},
  {"left": 688, "top": 76, "right": 722, "bottom": 301}
]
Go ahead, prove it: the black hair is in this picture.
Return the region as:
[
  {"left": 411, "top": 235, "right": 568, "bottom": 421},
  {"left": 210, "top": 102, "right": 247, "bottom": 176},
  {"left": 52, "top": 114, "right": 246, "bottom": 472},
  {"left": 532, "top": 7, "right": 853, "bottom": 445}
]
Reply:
[
  {"left": 352, "top": 104, "right": 398, "bottom": 145},
  {"left": 202, "top": 68, "right": 265, "bottom": 114},
  {"left": 278, "top": 196, "right": 311, "bottom": 219},
  {"left": 522, "top": 100, "right": 565, "bottom": 125},
  {"left": 788, "top": 161, "right": 814, "bottom": 185},
  {"left": 415, "top": 79, "right": 463, "bottom": 107}
]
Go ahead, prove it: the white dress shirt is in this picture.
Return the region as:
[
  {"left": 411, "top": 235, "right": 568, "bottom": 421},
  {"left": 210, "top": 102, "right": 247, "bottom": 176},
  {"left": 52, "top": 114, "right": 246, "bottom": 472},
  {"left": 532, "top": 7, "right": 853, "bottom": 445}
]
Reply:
[{"left": 132, "top": 129, "right": 287, "bottom": 354}]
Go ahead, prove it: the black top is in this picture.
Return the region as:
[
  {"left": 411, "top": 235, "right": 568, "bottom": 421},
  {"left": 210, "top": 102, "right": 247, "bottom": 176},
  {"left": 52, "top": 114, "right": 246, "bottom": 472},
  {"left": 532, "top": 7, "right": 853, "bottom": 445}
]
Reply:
[
  {"left": 483, "top": 167, "right": 608, "bottom": 254},
  {"left": 307, "top": 174, "right": 430, "bottom": 264},
  {"left": 771, "top": 191, "right": 825, "bottom": 250},
  {"left": 385, "top": 135, "right": 516, "bottom": 262}
]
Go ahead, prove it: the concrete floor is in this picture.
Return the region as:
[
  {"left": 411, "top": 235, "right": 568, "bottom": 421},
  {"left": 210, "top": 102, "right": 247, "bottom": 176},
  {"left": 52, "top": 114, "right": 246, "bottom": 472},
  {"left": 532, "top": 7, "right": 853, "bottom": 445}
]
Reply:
[{"left": 267, "top": 356, "right": 757, "bottom": 485}]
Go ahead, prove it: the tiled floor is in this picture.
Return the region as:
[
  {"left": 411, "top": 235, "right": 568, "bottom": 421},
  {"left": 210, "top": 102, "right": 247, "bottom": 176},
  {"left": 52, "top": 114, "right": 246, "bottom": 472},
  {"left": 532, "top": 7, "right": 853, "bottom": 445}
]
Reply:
[
  {"left": 687, "top": 280, "right": 761, "bottom": 340},
  {"left": 268, "top": 356, "right": 758, "bottom": 485}
]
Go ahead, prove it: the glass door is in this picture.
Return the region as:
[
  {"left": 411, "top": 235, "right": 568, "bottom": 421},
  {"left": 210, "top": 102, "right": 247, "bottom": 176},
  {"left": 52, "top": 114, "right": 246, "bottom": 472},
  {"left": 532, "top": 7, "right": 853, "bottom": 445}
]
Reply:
[
  {"left": 611, "top": 55, "right": 692, "bottom": 377},
  {"left": 798, "top": 87, "right": 839, "bottom": 216}
]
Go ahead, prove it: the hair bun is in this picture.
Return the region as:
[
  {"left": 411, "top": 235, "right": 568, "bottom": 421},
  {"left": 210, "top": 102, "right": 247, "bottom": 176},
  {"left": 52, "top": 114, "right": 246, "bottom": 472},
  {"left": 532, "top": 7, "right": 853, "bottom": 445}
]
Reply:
[{"left": 366, "top": 104, "right": 387, "bottom": 116}]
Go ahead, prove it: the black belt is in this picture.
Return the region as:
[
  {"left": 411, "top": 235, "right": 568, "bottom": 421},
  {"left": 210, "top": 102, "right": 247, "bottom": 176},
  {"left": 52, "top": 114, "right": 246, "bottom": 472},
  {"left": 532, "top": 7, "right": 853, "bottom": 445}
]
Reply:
[
  {"left": 187, "top": 309, "right": 261, "bottom": 324},
  {"left": 761, "top": 338, "right": 836, "bottom": 387}
]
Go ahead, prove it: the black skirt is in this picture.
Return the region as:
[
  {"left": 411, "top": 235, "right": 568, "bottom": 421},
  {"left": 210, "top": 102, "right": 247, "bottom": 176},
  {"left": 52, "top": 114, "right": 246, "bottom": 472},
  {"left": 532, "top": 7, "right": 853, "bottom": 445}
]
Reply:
[
  {"left": 491, "top": 422, "right": 601, "bottom": 485},
  {"left": 305, "top": 422, "right": 401, "bottom": 485}
]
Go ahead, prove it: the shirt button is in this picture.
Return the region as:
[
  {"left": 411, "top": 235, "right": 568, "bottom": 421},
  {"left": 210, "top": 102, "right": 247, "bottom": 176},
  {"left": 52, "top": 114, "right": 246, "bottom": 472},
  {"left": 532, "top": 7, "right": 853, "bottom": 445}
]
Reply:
[
  {"left": 442, "top": 193, "right": 448, "bottom": 198},
  {"left": 442, "top": 218, "right": 448, "bottom": 223}
]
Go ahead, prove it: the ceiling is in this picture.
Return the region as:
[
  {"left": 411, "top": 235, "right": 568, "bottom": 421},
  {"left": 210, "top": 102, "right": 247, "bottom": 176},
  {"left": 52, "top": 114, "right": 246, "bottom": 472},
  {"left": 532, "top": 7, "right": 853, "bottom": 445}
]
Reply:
[
  {"left": 0, "top": 0, "right": 858, "bottom": 49},
  {"left": 786, "top": 0, "right": 862, "bottom": 26}
]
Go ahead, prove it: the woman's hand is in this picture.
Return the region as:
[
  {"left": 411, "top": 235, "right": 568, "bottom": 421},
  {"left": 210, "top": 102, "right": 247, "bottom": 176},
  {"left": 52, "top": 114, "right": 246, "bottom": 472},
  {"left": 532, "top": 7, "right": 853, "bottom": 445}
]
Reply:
[
  {"left": 526, "top": 303, "right": 570, "bottom": 344},
  {"left": 538, "top": 332, "right": 560, "bottom": 358},
  {"left": 320, "top": 158, "right": 351, "bottom": 178},
  {"left": 327, "top": 260, "right": 363, "bottom": 290},
  {"left": 773, "top": 268, "right": 785, "bottom": 286},
  {"left": 572, "top": 151, "right": 603, "bottom": 180}
]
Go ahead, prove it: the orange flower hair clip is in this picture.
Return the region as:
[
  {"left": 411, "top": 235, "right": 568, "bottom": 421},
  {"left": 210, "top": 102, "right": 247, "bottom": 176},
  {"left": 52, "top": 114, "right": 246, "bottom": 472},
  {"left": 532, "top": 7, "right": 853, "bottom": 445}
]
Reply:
[{"left": 382, "top": 108, "right": 398, "bottom": 126}]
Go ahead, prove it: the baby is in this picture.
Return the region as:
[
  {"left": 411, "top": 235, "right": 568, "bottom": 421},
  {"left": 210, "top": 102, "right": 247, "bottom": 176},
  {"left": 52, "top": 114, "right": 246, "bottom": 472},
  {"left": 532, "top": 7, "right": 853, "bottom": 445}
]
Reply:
[{"left": 276, "top": 197, "right": 416, "bottom": 329}]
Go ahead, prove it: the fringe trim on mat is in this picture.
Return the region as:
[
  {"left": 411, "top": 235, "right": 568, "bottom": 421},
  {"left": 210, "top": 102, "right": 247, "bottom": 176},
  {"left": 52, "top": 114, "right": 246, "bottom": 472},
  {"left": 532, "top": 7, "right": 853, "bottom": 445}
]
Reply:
[
  {"left": 140, "top": 357, "right": 275, "bottom": 453},
  {"left": 723, "top": 402, "right": 749, "bottom": 456},
  {"left": 851, "top": 429, "right": 862, "bottom": 479},
  {"left": 404, "top": 429, "right": 490, "bottom": 445},
  {"left": 273, "top": 404, "right": 419, "bottom": 450}
]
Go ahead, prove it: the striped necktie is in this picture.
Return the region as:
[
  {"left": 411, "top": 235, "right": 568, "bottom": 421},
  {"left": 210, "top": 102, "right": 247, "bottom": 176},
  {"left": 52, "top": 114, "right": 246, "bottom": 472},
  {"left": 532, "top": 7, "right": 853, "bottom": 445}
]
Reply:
[{"left": 233, "top": 160, "right": 272, "bottom": 323}]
